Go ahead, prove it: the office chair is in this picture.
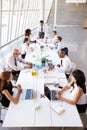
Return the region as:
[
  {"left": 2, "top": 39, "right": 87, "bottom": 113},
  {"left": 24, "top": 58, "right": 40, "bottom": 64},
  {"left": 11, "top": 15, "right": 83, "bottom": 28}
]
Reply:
[
  {"left": 0, "top": 94, "right": 7, "bottom": 124},
  {"left": 0, "top": 104, "right": 4, "bottom": 124},
  {"left": 65, "top": 62, "right": 76, "bottom": 80},
  {"left": 0, "top": 94, "right": 3, "bottom": 124}
]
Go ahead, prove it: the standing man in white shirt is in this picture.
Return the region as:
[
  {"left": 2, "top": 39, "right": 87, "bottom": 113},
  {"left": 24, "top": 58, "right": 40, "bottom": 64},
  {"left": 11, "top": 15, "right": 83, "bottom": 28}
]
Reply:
[
  {"left": 6, "top": 49, "right": 32, "bottom": 80},
  {"left": 38, "top": 20, "right": 45, "bottom": 39}
]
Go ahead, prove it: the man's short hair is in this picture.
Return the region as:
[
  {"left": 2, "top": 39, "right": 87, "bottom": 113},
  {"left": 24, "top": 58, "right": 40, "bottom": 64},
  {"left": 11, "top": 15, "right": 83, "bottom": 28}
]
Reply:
[
  {"left": 60, "top": 48, "right": 66, "bottom": 52},
  {"left": 25, "top": 29, "right": 31, "bottom": 34},
  {"left": 60, "top": 48, "right": 66, "bottom": 54},
  {"left": 52, "top": 31, "right": 57, "bottom": 34},
  {"left": 12, "top": 49, "right": 19, "bottom": 54},
  {"left": 57, "top": 36, "right": 62, "bottom": 42},
  {"left": 40, "top": 20, "right": 44, "bottom": 23}
]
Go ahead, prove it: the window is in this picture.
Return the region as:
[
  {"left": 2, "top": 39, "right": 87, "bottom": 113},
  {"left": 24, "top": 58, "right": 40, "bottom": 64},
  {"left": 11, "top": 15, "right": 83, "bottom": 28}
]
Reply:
[{"left": 0, "top": 0, "right": 53, "bottom": 47}]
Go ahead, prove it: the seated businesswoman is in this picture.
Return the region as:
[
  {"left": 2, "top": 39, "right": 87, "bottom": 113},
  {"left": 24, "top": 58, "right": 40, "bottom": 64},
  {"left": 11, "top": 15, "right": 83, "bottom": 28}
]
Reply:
[
  {"left": 0, "top": 71, "right": 22, "bottom": 107},
  {"left": 25, "top": 29, "right": 36, "bottom": 43},
  {"left": 56, "top": 69, "right": 87, "bottom": 128},
  {"left": 21, "top": 38, "right": 30, "bottom": 59}
]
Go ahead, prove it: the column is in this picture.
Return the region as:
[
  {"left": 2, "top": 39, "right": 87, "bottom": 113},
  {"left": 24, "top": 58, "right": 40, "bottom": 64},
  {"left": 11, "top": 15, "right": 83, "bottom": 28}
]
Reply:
[
  {"left": 40, "top": 0, "right": 45, "bottom": 21},
  {"left": 54, "top": 0, "right": 58, "bottom": 27},
  {"left": 0, "top": 0, "right": 2, "bottom": 47}
]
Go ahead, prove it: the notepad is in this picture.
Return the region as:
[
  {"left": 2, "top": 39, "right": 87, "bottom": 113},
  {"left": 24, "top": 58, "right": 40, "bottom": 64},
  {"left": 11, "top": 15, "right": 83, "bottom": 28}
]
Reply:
[
  {"left": 34, "top": 102, "right": 40, "bottom": 110},
  {"left": 51, "top": 102, "right": 65, "bottom": 115},
  {"left": 44, "top": 77, "right": 59, "bottom": 84},
  {"left": 21, "top": 89, "right": 33, "bottom": 100}
]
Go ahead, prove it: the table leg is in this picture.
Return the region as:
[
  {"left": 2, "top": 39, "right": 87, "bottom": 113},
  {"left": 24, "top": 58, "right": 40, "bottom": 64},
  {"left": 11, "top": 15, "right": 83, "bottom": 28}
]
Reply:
[
  {"left": 21, "top": 127, "right": 23, "bottom": 130},
  {"left": 62, "top": 127, "right": 65, "bottom": 130}
]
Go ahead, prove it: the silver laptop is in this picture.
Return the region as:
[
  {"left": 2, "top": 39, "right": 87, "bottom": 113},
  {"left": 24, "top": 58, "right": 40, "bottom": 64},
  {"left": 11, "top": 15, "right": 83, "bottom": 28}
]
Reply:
[{"left": 21, "top": 89, "right": 33, "bottom": 100}]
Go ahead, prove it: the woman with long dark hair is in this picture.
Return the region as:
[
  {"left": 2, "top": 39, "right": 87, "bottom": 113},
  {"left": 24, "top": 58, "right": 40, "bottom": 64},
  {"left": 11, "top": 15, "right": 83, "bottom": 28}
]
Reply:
[
  {"left": 56, "top": 69, "right": 87, "bottom": 129},
  {"left": 25, "top": 28, "right": 36, "bottom": 43},
  {"left": 0, "top": 71, "right": 22, "bottom": 107}
]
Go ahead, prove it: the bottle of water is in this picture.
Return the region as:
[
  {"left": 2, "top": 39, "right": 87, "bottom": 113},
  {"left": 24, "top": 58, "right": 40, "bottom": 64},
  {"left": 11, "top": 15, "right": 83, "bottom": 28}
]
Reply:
[
  {"left": 32, "top": 64, "right": 38, "bottom": 76},
  {"left": 45, "top": 60, "right": 48, "bottom": 72}
]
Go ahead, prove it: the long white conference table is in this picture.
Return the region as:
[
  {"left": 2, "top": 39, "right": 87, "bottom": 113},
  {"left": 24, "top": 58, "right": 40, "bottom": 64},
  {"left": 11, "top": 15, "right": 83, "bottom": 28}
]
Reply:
[{"left": 3, "top": 42, "right": 83, "bottom": 128}]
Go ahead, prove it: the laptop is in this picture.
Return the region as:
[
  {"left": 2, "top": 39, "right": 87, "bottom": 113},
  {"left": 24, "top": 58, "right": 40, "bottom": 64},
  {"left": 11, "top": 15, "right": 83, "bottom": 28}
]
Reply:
[
  {"left": 44, "top": 85, "right": 57, "bottom": 100},
  {"left": 21, "top": 89, "right": 33, "bottom": 100}
]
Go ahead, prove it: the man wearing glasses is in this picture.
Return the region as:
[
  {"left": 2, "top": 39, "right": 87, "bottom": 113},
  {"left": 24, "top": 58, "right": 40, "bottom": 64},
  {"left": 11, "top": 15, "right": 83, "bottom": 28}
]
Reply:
[{"left": 6, "top": 48, "right": 32, "bottom": 81}]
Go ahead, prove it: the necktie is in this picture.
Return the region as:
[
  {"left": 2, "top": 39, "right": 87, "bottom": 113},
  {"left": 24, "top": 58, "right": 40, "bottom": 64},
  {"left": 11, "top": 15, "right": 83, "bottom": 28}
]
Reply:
[
  {"left": 61, "top": 59, "right": 63, "bottom": 66},
  {"left": 14, "top": 58, "right": 17, "bottom": 66},
  {"left": 41, "top": 26, "right": 43, "bottom": 32},
  {"left": 55, "top": 43, "right": 58, "bottom": 49}
]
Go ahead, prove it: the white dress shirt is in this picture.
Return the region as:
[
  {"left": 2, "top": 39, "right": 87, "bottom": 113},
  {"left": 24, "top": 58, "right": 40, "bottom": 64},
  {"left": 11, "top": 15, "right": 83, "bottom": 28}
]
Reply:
[
  {"left": 21, "top": 43, "right": 30, "bottom": 55},
  {"left": 54, "top": 42, "right": 64, "bottom": 52},
  {"left": 37, "top": 25, "right": 46, "bottom": 37},
  {"left": 38, "top": 25, "right": 45, "bottom": 33},
  {"left": 51, "top": 35, "right": 57, "bottom": 44},
  {"left": 6, "top": 55, "right": 28, "bottom": 71},
  {"left": 54, "top": 55, "right": 72, "bottom": 74}
]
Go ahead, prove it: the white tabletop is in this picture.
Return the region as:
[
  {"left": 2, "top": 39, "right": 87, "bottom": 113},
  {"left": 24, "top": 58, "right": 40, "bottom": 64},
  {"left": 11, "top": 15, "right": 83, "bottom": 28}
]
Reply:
[
  {"left": 3, "top": 73, "right": 82, "bottom": 127},
  {"left": 3, "top": 43, "right": 83, "bottom": 127}
]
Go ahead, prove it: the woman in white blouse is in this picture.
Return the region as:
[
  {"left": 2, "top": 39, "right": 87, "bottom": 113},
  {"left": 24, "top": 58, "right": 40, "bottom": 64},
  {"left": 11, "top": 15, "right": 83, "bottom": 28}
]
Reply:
[
  {"left": 21, "top": 38, "right": 30, "bottom": 59},
  {"left": 56, "top": 69, "right": 87, "bottom": 129}
]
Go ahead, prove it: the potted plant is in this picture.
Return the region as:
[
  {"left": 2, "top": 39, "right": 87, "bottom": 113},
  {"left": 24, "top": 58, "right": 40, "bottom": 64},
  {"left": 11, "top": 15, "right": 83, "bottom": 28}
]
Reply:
[
  {"left": 41, "top": 57, "right": 47, "bottom": 66},
  {"left": 40, "top": 45, "right": 44, "bottom": 51}
]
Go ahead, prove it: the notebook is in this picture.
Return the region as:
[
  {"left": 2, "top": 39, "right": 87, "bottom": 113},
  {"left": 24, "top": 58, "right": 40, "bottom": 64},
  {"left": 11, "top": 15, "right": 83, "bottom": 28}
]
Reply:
[
  {"left": 21, "top": 89, "right": 33, "bottom": 100},
  {"left": 44, "top": 77, "right": 59, "bottom": 84},
  {"left": 51, "top": 102, "right": 65, "bottom": 115}
]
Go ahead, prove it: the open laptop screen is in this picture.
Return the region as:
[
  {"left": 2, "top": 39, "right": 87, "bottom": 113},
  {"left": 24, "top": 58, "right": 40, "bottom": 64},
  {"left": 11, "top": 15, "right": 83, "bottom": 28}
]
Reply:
[
  {"left": 44, "top": 85, "right": 57, "bottom": 101},
  {"left": 21, "top": 89, "right": 33, "bottom": 100}
]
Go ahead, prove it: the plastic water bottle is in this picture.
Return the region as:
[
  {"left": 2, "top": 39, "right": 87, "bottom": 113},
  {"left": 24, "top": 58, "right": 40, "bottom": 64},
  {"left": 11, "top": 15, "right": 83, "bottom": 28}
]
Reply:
[
  {"left": 45, "top": 61, "right": 48, "bottom": 72},
  {"left": 31, "top": 64, "right": 38, "bottom": 76}
]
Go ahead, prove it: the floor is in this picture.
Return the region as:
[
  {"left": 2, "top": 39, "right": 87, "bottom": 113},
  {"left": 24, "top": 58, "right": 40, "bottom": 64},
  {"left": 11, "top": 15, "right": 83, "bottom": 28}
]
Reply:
[
  {"left": 55, "top": 26, "right": 87, "bottom": 80},
  {"left": 0, "top": 26, "right": 87, "bottom": 130}
]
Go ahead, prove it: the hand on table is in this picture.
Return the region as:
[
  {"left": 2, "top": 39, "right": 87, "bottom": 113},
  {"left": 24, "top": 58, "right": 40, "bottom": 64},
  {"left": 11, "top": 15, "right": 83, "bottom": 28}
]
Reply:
[
  {"left": 24, "top": 63, "right": 32, "bottom": 68},
  {"left": 30, "top": 47, "right": 34, "bottom": 52},
  {"left": 18, "top": 87, "right": 22, "bottom": 94},
  {"left": 55, "top": 94, "right": 63, "bottom": 101},
  {"left": 56, "top": 90, "right": 63, "bottom": 95},
  {"left": 17, "top": 85, "right": 22, "bottom": 94},
  {"left": 48, "top": 65, "right": 55, "bottom": 71},
  {"left": 57, "top": 64, "right": 61, "bottom": 67},
  {"left": 17, "top": 84, "right": 21, "bottom": 88}
]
